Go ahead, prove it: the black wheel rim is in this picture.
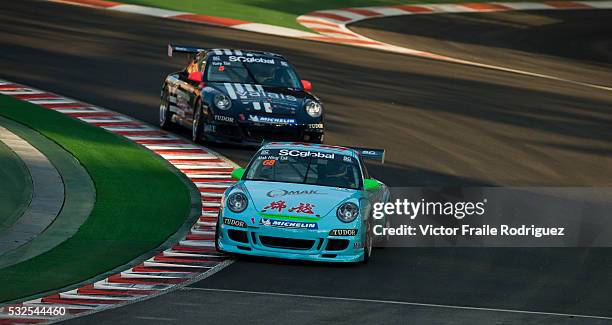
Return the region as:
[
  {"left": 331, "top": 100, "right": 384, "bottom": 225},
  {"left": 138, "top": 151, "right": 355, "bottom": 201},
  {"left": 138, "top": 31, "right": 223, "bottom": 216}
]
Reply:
[
  {"left": 160, "top": 92, "right": 168, "bottom": 125},
  {"left": 367, "top": 222, "right": 373, "bottom": 257},
  {"left": 192, "top": 106, "right": 200, "bottom": 140}
]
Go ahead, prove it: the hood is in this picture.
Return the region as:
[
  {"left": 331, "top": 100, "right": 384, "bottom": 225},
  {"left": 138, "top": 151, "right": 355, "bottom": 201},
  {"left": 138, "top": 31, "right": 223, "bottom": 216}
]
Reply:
[
  {"left": 209, "top": 83, "right": 312, "bottom": 117},
  {"left": 243, "top": 181, "right": 359, "bottom": 218}
]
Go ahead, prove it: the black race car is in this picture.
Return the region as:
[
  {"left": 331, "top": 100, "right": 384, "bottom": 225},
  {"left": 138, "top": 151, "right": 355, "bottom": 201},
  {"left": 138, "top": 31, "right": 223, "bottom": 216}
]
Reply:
[{"left": 160, "top": 45, "right": 324, "bottom": 145}]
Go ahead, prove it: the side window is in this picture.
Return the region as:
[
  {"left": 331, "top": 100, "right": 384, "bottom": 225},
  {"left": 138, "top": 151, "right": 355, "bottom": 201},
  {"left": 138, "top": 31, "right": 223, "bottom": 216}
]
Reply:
[{"left": 359, "top": 157, "right": 369, "bottom": 179}]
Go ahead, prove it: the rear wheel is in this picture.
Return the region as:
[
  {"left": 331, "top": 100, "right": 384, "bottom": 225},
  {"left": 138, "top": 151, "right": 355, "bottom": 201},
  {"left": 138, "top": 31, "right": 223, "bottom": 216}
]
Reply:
[
  {"left": 192, "top": 100, "right": 205, "bottom": 143},
  {"left": 362, "top": 220, "right": 374, "bottom": 264},
  {"left": 159, "top": 88, "right": 174, "bottom": 130}
]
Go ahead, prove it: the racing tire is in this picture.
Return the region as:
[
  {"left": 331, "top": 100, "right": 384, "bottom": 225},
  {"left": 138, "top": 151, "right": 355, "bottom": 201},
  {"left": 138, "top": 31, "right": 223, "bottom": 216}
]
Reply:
[
  {"left": 159, "top": 88, "right": 174, "bottom": 130},
  {"left": 215, "top": 217, "right": 222, "bottom": 252},
  {"left": 192, "top": 100, "right": 205, "bottom": 143},
  {"left": 362, "top": 220, "right": 374, "bottom": 264}
]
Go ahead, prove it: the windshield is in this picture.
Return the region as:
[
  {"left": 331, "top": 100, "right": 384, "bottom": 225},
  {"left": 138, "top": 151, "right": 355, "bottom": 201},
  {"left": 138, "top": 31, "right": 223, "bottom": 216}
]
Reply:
[
  {"left": 245, "top": 149, "right": 362, "bottom": 190},
  {"left": 205, "top": 54, "right": 301, "bottom": 88}
]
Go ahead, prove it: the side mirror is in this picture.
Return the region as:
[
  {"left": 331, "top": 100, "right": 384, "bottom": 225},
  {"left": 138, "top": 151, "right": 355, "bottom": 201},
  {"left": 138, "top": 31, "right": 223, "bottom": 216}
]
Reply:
[
  {"left": 188, "top": 71, "right": 203, "bottom": 83},
  {"left": 363, "top": 178, "right": 381, "bottom": 191},
  {"left": 301, "top": 80, "right": 312, "bottom": 92},
  {"left": 231, "top": 167, "right": 245, "bottom": 180}
]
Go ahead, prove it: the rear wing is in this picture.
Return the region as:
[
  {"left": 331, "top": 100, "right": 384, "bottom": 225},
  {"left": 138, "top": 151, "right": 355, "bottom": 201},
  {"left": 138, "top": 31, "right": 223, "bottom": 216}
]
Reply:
[
  {"left": 351, "top": 147, "right": 385, "bottom": 164},
  {"left": 167, "top": 44, "right": 208, "bottom": 58}
]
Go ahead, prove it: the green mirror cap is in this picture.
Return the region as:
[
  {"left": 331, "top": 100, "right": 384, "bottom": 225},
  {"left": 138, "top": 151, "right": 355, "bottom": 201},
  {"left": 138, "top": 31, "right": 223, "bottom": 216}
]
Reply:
[
  {"left": 231, "top": 167, "right": 245, "bottom": 180},
  {"left": 364, "top": 178, "right": 380, "bottom": 191}
]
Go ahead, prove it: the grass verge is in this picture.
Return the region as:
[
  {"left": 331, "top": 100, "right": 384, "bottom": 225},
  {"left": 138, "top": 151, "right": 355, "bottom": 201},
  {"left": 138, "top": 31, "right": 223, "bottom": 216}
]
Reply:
[
  {"left": 0, "top": 95, "right": 191, "bottom": 303},
  {"left": 119, "top": 0, "right": 551, "bottom": 31}
]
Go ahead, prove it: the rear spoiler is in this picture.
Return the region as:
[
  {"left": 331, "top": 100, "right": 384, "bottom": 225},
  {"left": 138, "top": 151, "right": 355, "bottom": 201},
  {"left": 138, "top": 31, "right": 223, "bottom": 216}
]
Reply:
[
  {"left": 167, "top": 44, "right": 208, "bottom": 58},
  {"left": 351, "top": 147, "right": 385, "bottom": 164}
]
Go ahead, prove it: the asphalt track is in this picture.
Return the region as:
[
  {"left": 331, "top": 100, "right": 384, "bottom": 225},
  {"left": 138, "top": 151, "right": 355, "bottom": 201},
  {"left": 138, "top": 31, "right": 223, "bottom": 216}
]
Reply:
[
  {"left": 351, "top": 9, "right": 612, "bottom": 89},
  {"left": 1, "top": 1, "right": 611, "bottom": 323}
]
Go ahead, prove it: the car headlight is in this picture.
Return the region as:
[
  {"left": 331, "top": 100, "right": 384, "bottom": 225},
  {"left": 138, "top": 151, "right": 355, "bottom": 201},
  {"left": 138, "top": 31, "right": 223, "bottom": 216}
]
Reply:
[
  {"left": 227, "top": 192, "right": 248, "bottom": 213},
  {"left": 214, "top": 93, "right": 231, "bottom": 110},
  {"left": 305, "top": 100, "right": 322, "bottom": 118},
  {"left": 337, "top": 202, "right": 359, "bottom": 223}
]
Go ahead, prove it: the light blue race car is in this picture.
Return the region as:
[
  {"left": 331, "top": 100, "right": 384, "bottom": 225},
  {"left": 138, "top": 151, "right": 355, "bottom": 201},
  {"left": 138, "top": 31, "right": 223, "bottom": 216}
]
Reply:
[{"left": 215, "top": 142, "right": 390, "bottom": 263}]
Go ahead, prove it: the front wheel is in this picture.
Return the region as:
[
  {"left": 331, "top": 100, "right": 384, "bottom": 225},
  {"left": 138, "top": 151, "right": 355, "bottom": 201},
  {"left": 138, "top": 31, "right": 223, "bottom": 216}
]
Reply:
[
  {"left": 362, "top": 220, "right": 374, "bottom": 264},
  {"left": 192, "top": 100, "right": 205, "bottom": 143},
  {"left": 159, "top": 88, "right": 174, "bottom": 130},
  {"left": 215, "top": 217, "right": 221, "bottom": 252}
]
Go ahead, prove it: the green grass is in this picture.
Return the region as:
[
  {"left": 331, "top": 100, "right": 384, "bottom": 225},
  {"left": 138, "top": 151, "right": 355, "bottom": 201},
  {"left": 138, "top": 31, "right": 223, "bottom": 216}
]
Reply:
[
  {"left": 0, "top": 95, "right": 191, "bottom": 303},
  {"left": 0, "top": 140, "right": 31, "bottom": 232},
  {"left": 120, "top": 0, "right": 543, "bottom": 31}
]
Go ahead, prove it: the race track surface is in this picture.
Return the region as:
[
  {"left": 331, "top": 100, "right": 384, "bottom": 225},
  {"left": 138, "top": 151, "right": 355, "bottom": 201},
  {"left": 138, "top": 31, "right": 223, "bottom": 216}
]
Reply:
[
  {"left": 1, "top": 1, "right": 611, "bottom": 323},
  {"left": 350, "top": 9, "right": 612, "bottom": 89}
]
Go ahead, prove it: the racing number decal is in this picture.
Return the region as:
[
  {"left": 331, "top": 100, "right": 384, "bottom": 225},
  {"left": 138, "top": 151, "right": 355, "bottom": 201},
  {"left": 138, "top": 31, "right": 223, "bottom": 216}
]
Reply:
[{"left": 263, "top": 159, "right": 276, "bottom": 166}]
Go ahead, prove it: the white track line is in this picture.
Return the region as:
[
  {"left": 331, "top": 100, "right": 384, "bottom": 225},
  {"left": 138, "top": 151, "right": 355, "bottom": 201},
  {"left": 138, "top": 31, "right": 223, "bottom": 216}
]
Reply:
[{"left": 184, "top": 288, "right": 612, "bottom": 321}]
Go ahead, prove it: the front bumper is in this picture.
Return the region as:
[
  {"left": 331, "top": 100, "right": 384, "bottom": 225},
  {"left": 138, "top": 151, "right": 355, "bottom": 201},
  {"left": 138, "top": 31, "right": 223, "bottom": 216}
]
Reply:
[
  {"left": 202, "top": 120, "right": 324, "bottom": 146},
  {"left": 217, "top": 222, "right": 363, "bottom": 263}
]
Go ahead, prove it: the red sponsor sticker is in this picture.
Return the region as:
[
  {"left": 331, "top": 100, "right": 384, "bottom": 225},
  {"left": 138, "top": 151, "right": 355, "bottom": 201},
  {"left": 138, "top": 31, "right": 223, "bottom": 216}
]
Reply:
[
  {"left": 289, "top": 203, "right": 315, "bottom": 214},
  {"left": 218, "top": 66, "right": 225, "bottom": 72},
  {"left": 264, "top": 200, "right": 287, "bottom": 212},
  {"left": 263, "top": 159, "right": 276, "bottom": 166}
]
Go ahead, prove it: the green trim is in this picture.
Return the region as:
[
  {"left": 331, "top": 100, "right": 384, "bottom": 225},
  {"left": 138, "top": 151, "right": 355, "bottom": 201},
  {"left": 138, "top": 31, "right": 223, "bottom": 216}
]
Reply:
[
  {"left": 258, "top": 213, "right": 319, "bottom": 222},
  {"left": 231, "top": 167, "right": 245, "bottom": 180},
  {"left": 0, "top": 116, "right": 95, "bottom": 268},
  {"left": 364, "top": 178, "right": 381, "bottom": 191}
]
